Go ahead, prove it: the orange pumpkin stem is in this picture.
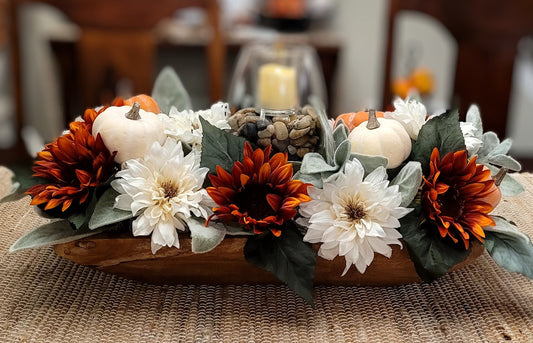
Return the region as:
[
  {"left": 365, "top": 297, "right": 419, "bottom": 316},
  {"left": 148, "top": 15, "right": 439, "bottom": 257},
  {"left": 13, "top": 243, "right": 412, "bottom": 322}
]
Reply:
[
  {"left": 126, "top": 102, "right": 141, "bottom": 120},
  {"left": 366, "top": 109, "right": 380, "bottom": 130},
  {"left": 494, "top": 167, "right": 508, "bottom": 187}
]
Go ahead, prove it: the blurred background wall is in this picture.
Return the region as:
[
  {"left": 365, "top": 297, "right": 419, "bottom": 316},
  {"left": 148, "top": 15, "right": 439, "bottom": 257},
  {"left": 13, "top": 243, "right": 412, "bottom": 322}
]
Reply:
[{"left": 1, "top": 0, "right": 533, "bottom": 165}]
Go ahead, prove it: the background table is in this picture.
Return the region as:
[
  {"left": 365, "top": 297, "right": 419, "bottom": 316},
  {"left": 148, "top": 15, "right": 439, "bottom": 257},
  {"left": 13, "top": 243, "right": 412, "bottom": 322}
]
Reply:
[{"left": 1, "top": 166, "right": 532, "bottom": 342}]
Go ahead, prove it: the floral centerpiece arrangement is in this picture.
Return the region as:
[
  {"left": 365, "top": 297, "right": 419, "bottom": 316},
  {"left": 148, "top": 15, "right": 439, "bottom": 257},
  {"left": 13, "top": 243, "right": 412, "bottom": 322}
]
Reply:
[{"left": 4, "top": 67, "right": 533, "bottom": 305}]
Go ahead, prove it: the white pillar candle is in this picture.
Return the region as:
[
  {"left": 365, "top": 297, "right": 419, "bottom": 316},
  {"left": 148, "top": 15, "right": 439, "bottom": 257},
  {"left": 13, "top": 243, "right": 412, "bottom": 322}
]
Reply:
[{"left": 257, "top": 63, "right": 298, "bottom": 110}]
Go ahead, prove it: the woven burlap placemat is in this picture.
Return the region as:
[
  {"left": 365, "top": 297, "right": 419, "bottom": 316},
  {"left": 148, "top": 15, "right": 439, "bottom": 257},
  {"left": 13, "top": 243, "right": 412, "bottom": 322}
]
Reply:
[{"left": 1, "top": 166, "right": 532, "bottom": 342}]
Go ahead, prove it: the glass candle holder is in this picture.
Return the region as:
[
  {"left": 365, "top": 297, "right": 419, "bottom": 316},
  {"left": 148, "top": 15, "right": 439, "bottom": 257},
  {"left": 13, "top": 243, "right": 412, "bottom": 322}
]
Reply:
[{"left": 228, "top": 42, "right": 327, "bottom": 115}]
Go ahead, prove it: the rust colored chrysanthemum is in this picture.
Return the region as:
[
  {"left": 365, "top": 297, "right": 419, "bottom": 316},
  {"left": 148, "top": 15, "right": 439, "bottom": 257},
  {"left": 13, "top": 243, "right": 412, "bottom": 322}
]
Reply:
[
  {"left": 26, "top": 104, "right": 118, "bottom": 212},
  {"left": 206, "top": 142, "right": 310, "bottom": 236},
  {"left": 421, "top": 148, "right": 497, "bottom": 249}
]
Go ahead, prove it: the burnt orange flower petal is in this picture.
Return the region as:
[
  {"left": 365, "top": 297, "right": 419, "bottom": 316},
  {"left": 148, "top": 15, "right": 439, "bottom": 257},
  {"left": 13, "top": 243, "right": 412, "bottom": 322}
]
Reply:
[
  {"left": 421, "top": 148, "right": 499, "bottom": 249},
  {"left": 25, "top": 103, "right": 117, "bottom": 213},
  {"left": 206, "top": 142, "right": 310, "bottom": 236}
]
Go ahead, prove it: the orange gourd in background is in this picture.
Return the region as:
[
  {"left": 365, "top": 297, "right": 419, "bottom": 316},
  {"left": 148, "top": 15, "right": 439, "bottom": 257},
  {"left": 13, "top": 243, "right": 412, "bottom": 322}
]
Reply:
[
  {"left": 124, "top": 94, "right": 161, "bottom": 114},
  {"left": 335, "top": 110, "right": 385, "bottom": 131}
]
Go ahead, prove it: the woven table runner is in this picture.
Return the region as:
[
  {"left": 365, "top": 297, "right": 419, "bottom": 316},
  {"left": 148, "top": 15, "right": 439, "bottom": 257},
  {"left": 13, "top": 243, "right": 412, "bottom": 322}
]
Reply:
[{"left": 1, "top": 166, "right": 532, "bottom": 343}]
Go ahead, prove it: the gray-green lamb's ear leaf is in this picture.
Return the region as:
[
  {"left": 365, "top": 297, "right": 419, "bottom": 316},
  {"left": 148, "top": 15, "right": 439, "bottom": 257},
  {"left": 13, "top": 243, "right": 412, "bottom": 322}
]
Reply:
[
  {"left": 309, "top": 96, "right": 335, "bottom": 165},
  {"left": 294, "top": 171, "right": 323, "bottom": 188},
  {"left": 465, "top": 104, "right": 483, "bottom": 139},
  {"left": 152, "top": 66, "right": 192, "bottom": 113},
  {"left": 488, "top": 138, "right": 512, "bottom": 157},
  {"left": 350, "top": 153, "right": 388, "bottom": 176},
  {"left": 332, "top": 121, "right": 349, "bottom": 147},
  {"left": 390, "top": 161, "right": 423, "bottom": 207},
  {"left": 479, "top": 132, "right": 500, "bottom": 156},
  {"left": 223, "top": 222, "right": 254, "bottom": 236},
  {"left": 334, "top": 140, "right": 351, "bottom": 168},
  {"left": 484, "top": 216, "right": 530, "bottom": 243},
  {"left": 487, "top": 165, "right": 524, "bottom": 196},
  {"left": 186, "top": 217, "right": 226, "bottom": 254},
  {"left": 499, "top": 174, "right": 525, "bottom": 196},
  {"left": 487, "top": 154, "right": 521, "bottom": 172},
  {"left": 484, "top": 217, "right": 533, "bottom": 279},
  {"left": 300, "top": 153, "right": 338, "bottom": 174},
  {"left": 9, "top": 220, "right": 105, "bottom": 252},
  {"left": 89, "top": 188, "right": 133, "bottom": 230}
]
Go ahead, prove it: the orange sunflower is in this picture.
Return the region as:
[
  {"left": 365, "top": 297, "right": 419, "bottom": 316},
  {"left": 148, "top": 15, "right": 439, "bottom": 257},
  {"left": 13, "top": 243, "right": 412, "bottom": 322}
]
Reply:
[
  {"left": 421, "top": 148, "right": 497, "bottom": 249},
  {"left": 206, "top": 142, "right": 310, "bottom": 237},
  {"left": 26, "top": 101, "right": 122, "bottom": 212}
]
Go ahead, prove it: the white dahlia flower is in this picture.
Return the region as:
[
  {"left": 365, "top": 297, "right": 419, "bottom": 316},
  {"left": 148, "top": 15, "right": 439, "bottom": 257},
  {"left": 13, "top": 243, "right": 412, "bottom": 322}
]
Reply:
[
  {"left": 385, "top": 96, "right": 427, "bottom": 140},
  {"left": 111, "top": 138, "right": 211, "bottom": 254},
  {"left": 164, "top": 102, "right": 231, "bottom": 150},
  {"left": 300, "top": 159, "right": 412, "bottom": 275}
]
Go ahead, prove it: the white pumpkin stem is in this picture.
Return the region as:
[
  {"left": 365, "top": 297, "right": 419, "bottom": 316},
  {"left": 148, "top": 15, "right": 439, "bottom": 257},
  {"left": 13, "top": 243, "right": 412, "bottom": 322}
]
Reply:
[
  {"left": 494, "top": 167, "right": 508, "bottom": 187},
  {"left": 126, "top": 102, "right": 141, "bottom": 120},
  {"left": 366, "top": 109, "right": 380, "bottom": 130}
]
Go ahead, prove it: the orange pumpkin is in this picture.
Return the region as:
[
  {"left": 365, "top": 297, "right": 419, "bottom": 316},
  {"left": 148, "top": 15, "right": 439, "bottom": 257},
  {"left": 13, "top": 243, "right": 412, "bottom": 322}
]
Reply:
[
  {"left": 391, "top": 77, "right": 413, "bottom": 99},
  {"left": 124, "top": 94, "right": 161, "bottom": 114},
  {"left": 335, "top": 110, "right": 385, "bottom": 131},
  {"left": 410, "top": 68, "right": 434, "bottom": 95},
  {"left": 483, "top": 167, "right": 503, "bottom": 209}
]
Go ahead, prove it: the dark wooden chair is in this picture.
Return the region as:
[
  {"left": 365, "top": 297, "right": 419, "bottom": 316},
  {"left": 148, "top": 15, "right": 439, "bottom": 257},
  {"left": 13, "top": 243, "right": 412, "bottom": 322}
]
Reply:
[
  {"left": 383, "top": 0, "right": 533, "bottom": 138},
  {"left": 4, "top": 0, "right": 225, "bottom": 164}
]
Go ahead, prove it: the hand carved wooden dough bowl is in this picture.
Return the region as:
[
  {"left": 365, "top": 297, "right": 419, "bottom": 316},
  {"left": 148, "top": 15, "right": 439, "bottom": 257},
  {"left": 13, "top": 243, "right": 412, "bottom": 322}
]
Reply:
[{"left": 53, "top": 234, "right": 484, "bottom": 286}]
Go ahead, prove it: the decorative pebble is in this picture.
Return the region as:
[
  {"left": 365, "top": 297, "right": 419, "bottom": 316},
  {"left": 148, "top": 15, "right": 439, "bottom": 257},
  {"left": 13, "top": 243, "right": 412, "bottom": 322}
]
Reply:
[
  {"left": 273, "top": 116, "right": 291, "bottom": 125},
  {"left": 267, "top": 124, "right": 275, "bottom": 134},
  {"left": 241, "top": 122, "right": 258, "bottom": 141},
  {"left": 272, "top": 138, "right": 289, "bottom": 152},
  {"left": 257, "top": 138, "right": 271, "bottom": 147},
  {"left": 293, "top": 115, "right": 313, "bottom": 130},
  {"left": 258, "top": 129, "right": 273, "bottom": 138},
  {"left": 273, "top": 122, "right": 289, "bottom": 140},
  {"left": 257, "top": 119, "right": 269, "bottom": 131},
  {"left": 297, "top": 148, "right": 310, "bottom": 158},
  {"left": 228, "top": 115, "right": 239, "bottom": 131},
  {"left": 287, "top": 145, "right": 297, "bottom": 155},
  {"left": 289, "top": 127, "right": 311, "bottom": 140}
]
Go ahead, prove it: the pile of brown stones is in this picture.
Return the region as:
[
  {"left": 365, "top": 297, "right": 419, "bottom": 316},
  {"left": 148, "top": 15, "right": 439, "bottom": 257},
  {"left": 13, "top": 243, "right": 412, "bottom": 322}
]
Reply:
[{"left": 228, "top": 105, "right": 322, "bottom": 159}]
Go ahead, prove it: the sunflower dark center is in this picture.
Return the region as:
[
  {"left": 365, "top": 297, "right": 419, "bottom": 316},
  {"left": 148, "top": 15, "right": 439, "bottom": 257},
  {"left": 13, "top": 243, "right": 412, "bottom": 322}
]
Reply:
[
  {"left": 161, "top": 180, "right": 179, "bottom": 199},
  {"left": 344, "top": 201, "right": 367, "bottom": 222},
  {"left": 233, "top": 183, "right": 277, "bottom": 219},
  {"left": 438, "top": 183, "right": 464, "bottom": 219}
]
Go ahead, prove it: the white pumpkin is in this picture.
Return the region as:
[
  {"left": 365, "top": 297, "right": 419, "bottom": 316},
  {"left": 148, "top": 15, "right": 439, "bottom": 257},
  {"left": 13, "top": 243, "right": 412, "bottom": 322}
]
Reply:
[
  {"left": 92, "top": 102, "right": 166, "bottom": 164},
  {"left": 348, "top": 110, "right": 411, "bottom": 168}
]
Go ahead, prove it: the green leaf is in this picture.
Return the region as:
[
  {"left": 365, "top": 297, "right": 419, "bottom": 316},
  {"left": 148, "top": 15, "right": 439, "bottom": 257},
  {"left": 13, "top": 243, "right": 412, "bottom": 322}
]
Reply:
[
  {"left": 411, "top": 109, "right": 465, "bottom": 175},
  {"left": 489, "top": 138, "right": 512, "bottom": 156},
  {"left": 186, "top": 217, "right": 226, "bottom": 253},
  {"left": 1, "top": 162, "right": 45, "bottom": 203},
  {"left": 487, "top": 154, "right": 521, "bottom": 172},
  {"left": 332, "top": 121, "right": 349, "bottom": 148},
  {"left": 199, "top": 116, "right": 246, "bottom": 174},
  {"left": 465, "top": 104, "right": 483, "bottom": 139},
  {"left": 310, "top": 96, "right": 335, "bottom": 165},
  {"left": 478, "top": 132, "right": 499, "bottom": 157},
  {"left": 293, "top": 171, "right": 323, "bottom": 188},
  {"left": 487, "top": 165, "right": 524, "bottom": 196},
  {"left": 223, "top": 222, "right": 254, "bottom": 236},
  {"left": 300, "top": 153, "right": 338, "bottom": 174},
  {"left": 397, "top": 207, "right": 471, "bottom": 281},
  {"left": 9, "top": 220, "right": 106, "bottom": 252},
  {"left": 334, "top": 140, "right": 351, "bottom": 168},
  {"left": 89, "top": 187, "right": 133, "bottom": 230},
  {"left": 349, "top": 153, "right": 389, "bottom": 177},
  {"left": 151, "top": 66, "right": 192, "bottom": 113},
  {"left": 390, "top": 161, "right": 423, "bottom": 207},
  {"left": 484, "top": 217, "right": 533, "bottom": 279},
  {"left": 67, "top": 191, "right": 99, "bottom": 230},
  {"left": 244, "top": 224, "right": 316, "bottom": 305}
]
